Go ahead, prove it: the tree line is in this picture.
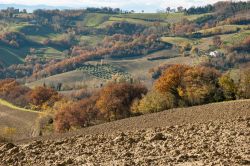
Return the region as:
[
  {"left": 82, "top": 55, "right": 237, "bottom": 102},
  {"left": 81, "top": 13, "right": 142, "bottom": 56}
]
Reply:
[{"left": 1, "top": 64, "right": 249, "bottom": 133}]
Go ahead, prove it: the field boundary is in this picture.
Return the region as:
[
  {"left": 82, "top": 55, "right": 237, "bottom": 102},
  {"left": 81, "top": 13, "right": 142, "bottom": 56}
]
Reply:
[{"left": 0, "top": 99, "right": 39, "bottom": 114}]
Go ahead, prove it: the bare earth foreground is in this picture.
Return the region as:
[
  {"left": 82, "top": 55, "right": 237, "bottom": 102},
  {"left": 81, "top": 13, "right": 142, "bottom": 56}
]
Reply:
[{"left": 0, "top": 100, "right": 250, "bottom": 165}]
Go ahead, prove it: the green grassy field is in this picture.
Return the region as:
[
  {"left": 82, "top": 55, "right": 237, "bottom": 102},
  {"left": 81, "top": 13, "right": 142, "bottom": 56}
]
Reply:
[
  {"left": 78, "top": 35, "right": 104, "bottom": 47},
  {"left": 0, "top": 44, "right": 65, "bottom": 66},
  {"left": 0, "top": 46, "right": 24, "bottom": 66},
  {"left": 117, "top": 13, "right": 208, "bottom": 23},
  {"left": 109, "top": 16, "right": 156, "bottom": 26},
  {"left": 221, "top": 30, "right": 250, "bottom": 46},
  {"left": 77, "top": 13, "right": 110, "bottom": 27},
  {"left": 161, "top": 37, "right": 194, "bottom": 46},
  {"left": 197, "top": 25, "right": 247, "bottom": 36}
]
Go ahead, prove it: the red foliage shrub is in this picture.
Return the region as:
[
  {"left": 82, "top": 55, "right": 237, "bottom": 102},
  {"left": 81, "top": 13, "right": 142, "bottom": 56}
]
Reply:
[
  {"left": 54, "top": 95, "right": 99, "bottom": 132},
  {"left": 0, "top": 79, "right": 30, "bottom": 107},
  {"left": 27, "top": 86, "right": 60, "bottom": 109}
]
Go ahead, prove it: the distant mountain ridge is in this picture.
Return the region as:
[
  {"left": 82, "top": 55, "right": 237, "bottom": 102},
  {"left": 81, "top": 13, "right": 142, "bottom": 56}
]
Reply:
[{"left": 0, "top": 4, "right": 73, "bottom": 12}]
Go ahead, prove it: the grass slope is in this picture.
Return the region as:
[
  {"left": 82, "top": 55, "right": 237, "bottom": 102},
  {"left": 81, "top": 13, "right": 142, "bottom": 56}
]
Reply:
[
  {"left": 0, "top": 99, "right": 39, "bottom": 141},
  {"left": 0, "top": 47, "right": 24, "bottom": 66},
  {"left": 0, "top": 99, "right": 38, "bottom": 113}
]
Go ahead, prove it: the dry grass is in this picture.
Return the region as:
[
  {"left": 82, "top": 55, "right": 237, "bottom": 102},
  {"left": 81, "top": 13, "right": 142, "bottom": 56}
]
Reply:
[{"left": 0, "top": 100, "right": 39, "bottom": 141}]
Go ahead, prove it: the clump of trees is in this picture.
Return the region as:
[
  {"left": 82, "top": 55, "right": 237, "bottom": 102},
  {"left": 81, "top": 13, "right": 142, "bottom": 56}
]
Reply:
[
  {"left": 96, "top": 83, "right": 147, "bottom": 121},
  {"left": 0, "top": 79, "right": 30, "bottom": 107},
  {"left": 226, "top": 16, "right": 250, "bottom": 25},
  {"left": 0, "top": 79, "right": 60, "bottom": 110},
  {"left": 171, "top": 19, "right": 199, "bottom": 36},
  {"left": 237, "top": 67, "right": 250, "bottom": 99},
  {"left": 54, "top": 96, "right": 99, "bottom": 132},
  {"left": 54, "top": 83, "right": 147, "bottom": 132},
  {"left": 134, "top": 65, "right": 250, "bottom": 115},
  {"left": 106, "top": 22, "right": 145, "bottom": 35},
  {"left": 0, "top": 32, "right": 31, "bottom": 48},
  {"left": 201, "top": 51, "right": 250, "bottom": 71},
  {"left": 86, "top": 7, "right": 121, "bottom": 14},
  {"left": 185, "top": 5, "right": 214, "bottom": 15},
  {"left": 154, "top": 65, "right": 223, "bottom": 106},
  {"left": 27, "top": 86, "right": 61, "bottom": 110},
  {"left": 132, "top": 91, "right": 174, "bottom": 114},
  {"left": 1, "top": 65, "right": 250, "bottom": 133}
]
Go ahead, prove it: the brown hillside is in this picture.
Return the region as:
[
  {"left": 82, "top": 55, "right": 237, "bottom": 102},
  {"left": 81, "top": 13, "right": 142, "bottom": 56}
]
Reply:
[{"left": 0, "top": 100, "right": 249, "bottom": 165}]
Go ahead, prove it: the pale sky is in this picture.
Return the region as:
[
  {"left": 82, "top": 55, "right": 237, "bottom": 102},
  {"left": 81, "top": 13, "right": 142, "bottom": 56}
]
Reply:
[{"left": 0, "top": 0, "right": 244, "bottom": 12}]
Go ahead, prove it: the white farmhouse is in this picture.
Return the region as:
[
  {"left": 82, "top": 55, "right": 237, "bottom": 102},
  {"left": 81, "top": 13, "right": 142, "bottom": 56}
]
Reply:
[{"left": 209, "top": 51, "right": 221, "bottom": 57}]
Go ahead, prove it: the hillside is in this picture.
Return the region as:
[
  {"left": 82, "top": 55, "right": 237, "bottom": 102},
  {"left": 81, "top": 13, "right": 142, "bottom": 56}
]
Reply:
[
  {"left": 0, "top": 100, "right": 39, "bottom": 141},
  {"left": 0, "top": 3, "right": 249, "bottom": 92},
  {"left": 1, "top": 99, "right": 249, "bottom": 165},
  {"left": 0, "top": 2, "right": 250, "bottom": 165}
]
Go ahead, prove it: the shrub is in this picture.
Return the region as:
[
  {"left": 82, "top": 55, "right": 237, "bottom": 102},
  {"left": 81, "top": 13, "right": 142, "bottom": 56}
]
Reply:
[
  {"left": 213, "top": 36, "right": 222, "bottom": 48},
  {"left": 219, "top": 73, "right": 237, "bottom": 100},
  {"left": 238, "top": 68, "right": 250, "bottom": 99},
  {"left": 132, "top": 90, "right": 175, "bottom": 114}
]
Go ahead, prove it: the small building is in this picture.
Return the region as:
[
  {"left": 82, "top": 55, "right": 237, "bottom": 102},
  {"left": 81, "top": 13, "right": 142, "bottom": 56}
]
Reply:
[{"left": 209, "top": 51, "right": 222, "bottom": 57}]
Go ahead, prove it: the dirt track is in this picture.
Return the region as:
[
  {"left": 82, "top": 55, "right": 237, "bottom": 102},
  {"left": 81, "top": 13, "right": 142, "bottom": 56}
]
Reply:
[{"left": 0, "top": 100, "right": 250, "bottom": 165}]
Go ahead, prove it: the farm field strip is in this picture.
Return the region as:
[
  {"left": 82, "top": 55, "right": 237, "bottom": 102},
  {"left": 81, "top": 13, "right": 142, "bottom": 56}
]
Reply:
[{"left": 0, "top": 99, "right": 39, "bottom": 114}]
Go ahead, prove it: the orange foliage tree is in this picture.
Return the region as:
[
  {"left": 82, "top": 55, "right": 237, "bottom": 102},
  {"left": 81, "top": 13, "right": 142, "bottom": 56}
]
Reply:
[
  {"left": 155, "top": 65, "right": 222, "bottom": 106},
  {"left": 154, "top": 64, "right": 190, "bottom": 105},
  {"left": 54, "top": 96, "right": 99, "bottom": 132},
  {"left": 27, "top": 86, "right": 60, "bottom": 110},
  {"left": 96, "top": 83, "right": 147, "bottom": 121}
]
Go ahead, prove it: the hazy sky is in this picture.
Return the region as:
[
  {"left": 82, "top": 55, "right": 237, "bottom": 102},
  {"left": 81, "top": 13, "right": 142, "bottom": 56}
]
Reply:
[{"left": 0, "top": 0, "right": 242, "bottom": 12}]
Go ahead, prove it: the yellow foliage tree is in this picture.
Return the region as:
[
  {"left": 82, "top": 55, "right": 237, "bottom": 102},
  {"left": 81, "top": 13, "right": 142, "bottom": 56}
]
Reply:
[{"left": 219, "top": 73, "right": 237, "bottom": 100}]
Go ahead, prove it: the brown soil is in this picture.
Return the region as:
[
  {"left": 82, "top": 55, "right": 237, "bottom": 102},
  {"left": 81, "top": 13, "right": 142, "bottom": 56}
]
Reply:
[{"left": 0, "top": 100, "right": 250, "bottom": 165}]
